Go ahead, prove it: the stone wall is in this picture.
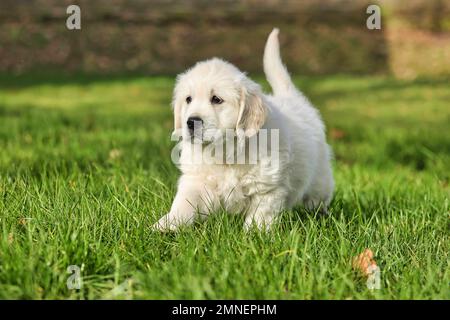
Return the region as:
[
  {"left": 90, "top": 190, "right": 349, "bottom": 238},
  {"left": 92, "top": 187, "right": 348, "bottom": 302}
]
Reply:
[{"left": 0, "top": 0, "right": 448, "bottom": 77}]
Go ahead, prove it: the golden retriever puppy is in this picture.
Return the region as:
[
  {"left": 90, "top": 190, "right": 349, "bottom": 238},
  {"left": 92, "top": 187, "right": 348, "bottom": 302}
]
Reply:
[{"left": 153, "top": 29, "right": 334, "bottom": 231}]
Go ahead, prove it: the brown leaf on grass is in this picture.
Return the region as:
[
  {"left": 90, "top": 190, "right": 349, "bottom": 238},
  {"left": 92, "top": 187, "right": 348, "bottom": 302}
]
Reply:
[
  {"left": 330, "top": 128, "right": 346, "bottom": 140},
  {"left": 352, "top": 248, "right": 377, "bottom": 276}
]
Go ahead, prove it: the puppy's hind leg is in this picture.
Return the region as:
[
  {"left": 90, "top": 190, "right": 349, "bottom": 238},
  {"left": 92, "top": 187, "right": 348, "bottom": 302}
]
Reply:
[
  {"left": 302, "top": 195, "right": 329, "bottom": 216},
  {"left": 302, "top": 169, "right": 334, "bottom": 216},
  {"left": 302, "top": 144, "right": 334, "bottom": 215}
]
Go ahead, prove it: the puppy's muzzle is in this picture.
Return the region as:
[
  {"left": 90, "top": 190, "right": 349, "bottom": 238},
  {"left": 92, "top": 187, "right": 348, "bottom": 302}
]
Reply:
[{"left": 187, "top": 116, "right": 203, "bottom": 136}]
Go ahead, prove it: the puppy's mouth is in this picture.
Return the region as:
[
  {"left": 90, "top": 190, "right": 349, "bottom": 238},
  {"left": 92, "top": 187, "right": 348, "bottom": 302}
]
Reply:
[
  {"left": 187, "top": 127, "right": 217, "bottom": 145},
  {"left": 189, "top": 134, "right": 206, "bottom": 145}
]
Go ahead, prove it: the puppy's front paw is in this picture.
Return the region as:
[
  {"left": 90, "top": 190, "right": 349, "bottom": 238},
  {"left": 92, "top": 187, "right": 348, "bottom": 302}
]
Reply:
[
  {"left": 244, "top": 214, "right": 274, "bottom": 232},
  {"left": 152, "top": 213, "right": 181, "bottom": 232},
  {"left": 152, "top": 211, "right": 194, "bottom": 232}
]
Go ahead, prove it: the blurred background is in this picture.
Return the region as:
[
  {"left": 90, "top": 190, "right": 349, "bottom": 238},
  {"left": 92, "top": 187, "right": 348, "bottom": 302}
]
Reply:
[{"left": 1, "top": 0, "right": 449, "bottom": 79}]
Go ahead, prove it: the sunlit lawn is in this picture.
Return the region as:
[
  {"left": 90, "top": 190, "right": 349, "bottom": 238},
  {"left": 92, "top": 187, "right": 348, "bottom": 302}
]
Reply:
[{"left": 0, "top": 73, "right": 448, "bottom": 299}]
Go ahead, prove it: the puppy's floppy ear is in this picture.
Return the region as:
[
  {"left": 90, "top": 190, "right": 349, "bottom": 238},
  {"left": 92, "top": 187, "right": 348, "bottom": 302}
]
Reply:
[{"left": 236, "top": 82, "right": 267, "bottom": 137}]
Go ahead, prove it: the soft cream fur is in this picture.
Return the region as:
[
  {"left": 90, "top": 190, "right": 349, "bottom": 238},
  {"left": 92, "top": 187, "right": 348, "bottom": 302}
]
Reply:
[{"left": 153, "top": 29, "right": 334, "bottom": 231}]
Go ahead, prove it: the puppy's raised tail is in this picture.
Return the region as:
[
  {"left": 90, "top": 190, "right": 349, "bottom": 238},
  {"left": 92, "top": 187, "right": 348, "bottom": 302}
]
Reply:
[{"left": 263, "top": 28, "right": 295, "bottom": 96}]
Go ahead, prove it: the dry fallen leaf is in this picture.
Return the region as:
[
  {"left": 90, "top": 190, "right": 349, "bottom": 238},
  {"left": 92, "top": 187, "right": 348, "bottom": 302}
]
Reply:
[
  {"left": 352, "top": 248, "right": 377, "bottom": 276},
  {"left": 330, "top": 128, "right": 346, "bottom": 140}
]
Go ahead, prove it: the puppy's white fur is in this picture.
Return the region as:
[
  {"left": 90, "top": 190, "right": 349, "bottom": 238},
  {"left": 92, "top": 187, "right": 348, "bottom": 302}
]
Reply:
[{"left": 154, "top": 29, "right": 334, "bottom": 231}]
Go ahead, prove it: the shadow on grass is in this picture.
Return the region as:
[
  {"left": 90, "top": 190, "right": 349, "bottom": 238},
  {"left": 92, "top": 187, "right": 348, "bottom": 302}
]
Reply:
[
  {"left": 302, "top": 76, "right": 450, "bottom": 106},
  {"left": 1, "top": 72, "right": 449, "bottom": 91},
  {"left": 0, "top": 72, "right": 173, "bottom": 89}
]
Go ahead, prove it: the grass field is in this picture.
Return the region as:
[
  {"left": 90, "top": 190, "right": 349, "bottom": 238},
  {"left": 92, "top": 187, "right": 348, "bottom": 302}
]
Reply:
[{"left": 0, "top": 74, "right": 448, "bottom": 299}]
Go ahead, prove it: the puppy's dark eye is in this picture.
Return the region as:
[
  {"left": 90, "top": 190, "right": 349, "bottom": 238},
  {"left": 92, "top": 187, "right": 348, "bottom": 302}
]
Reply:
[
  {"left": 186, "top": 96, "right": 192, "bottom": 104},
  {"left": 211, "top": 95, "right": 223, "bottom": 104}
]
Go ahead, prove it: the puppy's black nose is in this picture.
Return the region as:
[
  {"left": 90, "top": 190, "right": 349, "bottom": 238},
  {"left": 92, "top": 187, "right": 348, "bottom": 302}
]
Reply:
[{"left": 187, "top": 116, "right": 203, "bottom": 131}]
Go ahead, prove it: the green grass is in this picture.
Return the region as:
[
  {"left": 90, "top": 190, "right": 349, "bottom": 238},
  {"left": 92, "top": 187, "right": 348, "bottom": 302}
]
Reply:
[{"left": 0, "top": 73, "right": 448, "bottom": 299}]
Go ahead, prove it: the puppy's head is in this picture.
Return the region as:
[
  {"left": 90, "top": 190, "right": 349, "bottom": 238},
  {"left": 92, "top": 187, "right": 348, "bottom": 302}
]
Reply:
[{"left": 172, "top": 58, "right": 267, "bottom": 142}]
